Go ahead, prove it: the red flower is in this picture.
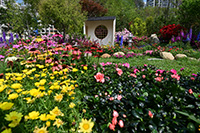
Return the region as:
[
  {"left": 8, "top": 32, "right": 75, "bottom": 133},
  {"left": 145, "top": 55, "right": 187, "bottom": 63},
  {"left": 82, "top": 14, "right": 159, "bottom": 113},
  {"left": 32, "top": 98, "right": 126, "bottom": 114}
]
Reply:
[
  {"left": 148, "top": 111, "right": 153, "bottom": 118},
  {"left": 112, "top": 117, "right": 117, "bottom": 125},
  {"left": 189, "top": 89, "right": 193, "bottom": 94}
]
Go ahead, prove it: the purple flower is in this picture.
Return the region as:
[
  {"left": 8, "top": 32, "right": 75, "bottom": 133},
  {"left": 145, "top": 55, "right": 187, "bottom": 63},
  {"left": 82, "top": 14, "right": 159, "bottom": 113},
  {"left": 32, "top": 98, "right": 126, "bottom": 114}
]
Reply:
[
  {"left": 180, "top": 68, "right": 184, "bottom": 71},
  {"left": 192, "top": 73, "right": 197, "bottom": 77},
  {"left": 13, "top": 45, "right": 20, "bottom": 48},
  {"left": 189, "top": 27, "right": 192, "bottom": 40},
  {"left": 180, "top": 30, "right": 184, "bottom": 37},
  {"left": 0, "top": 55, "right": 5, "bottom": 58}
]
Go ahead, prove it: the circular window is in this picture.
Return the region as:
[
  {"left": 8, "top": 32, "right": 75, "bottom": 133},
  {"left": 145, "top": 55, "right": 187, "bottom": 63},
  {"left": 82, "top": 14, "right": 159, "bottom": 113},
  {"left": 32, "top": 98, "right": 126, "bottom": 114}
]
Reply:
[{"left": 95, "top": 25, "right": 108, "bottom": 39}]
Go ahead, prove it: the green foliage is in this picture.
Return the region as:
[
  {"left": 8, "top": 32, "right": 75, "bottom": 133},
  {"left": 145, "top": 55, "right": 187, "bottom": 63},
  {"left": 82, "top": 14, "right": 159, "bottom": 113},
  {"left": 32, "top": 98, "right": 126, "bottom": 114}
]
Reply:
[
  {"left": 38, "top": 0, "right": 87, "bottom": 36},
  {"left": 130, "top": 17, "right": 147, "bottom": 37},
  {"left": 146, "top": 16, "right": 154, "bottom": 36},
  {"left": 178, "top": 0, "right": 200, "bottom": 35},
  {"left": 103, "top": 0, "right": 137, "bottom": 31},
  {"left": 0, "top": 0, "right": 38, "bottom": 37}
]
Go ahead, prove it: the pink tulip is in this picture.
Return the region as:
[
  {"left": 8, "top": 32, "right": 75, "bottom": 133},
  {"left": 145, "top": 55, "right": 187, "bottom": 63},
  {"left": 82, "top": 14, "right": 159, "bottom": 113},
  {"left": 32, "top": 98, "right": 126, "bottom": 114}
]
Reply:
[{"left": 118, "top": 120, "right": 124, "bottom": 128}]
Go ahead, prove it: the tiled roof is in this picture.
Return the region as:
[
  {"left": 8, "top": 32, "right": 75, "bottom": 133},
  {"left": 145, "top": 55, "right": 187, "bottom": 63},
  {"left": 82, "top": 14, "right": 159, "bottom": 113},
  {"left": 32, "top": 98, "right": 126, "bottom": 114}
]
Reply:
[{"left": 87, "top": 16, "right": 116, "bottom": 21}]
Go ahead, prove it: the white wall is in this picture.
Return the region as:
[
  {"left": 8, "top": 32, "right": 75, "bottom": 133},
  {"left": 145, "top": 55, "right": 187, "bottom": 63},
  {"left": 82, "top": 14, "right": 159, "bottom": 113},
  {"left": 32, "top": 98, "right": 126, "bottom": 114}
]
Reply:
[{"left": 84, "top": 20, "right": 115, "bottom": 46}]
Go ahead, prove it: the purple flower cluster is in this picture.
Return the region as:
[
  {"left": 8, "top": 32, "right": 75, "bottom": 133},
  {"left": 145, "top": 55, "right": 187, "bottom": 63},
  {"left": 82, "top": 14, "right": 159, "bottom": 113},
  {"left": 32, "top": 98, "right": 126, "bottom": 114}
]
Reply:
[{"left": 113, "top": 53, "right": 143, "bottom": 59}]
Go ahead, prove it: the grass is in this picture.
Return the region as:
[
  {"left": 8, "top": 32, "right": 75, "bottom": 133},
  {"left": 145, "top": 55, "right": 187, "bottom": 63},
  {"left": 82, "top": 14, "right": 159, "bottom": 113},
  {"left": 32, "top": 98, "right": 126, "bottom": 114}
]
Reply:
[{"left": 92, "top": 56, "right": 200, "bottom": 76}]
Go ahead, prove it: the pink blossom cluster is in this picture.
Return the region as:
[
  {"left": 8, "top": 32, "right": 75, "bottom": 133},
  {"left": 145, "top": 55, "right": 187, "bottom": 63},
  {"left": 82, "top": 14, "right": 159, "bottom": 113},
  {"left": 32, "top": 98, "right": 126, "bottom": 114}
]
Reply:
[{"left": 109, "top": 110, "right": 124, "bottom": 131}]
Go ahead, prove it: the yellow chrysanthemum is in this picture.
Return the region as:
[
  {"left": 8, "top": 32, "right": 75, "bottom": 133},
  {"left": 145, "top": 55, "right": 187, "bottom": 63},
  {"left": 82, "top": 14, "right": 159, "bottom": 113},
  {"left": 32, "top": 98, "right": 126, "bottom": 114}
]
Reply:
[
  {"left": 39, "top": 114, "right": 48, "bottom": 121},
  {"left": 1, "top": 128, "right": 12, "bottom": 133},
  {"left": 29, "top": 89, "right": 41, "bottom": 97},
  {"left": 46, "top": 114, "right": 56, "bottom": 120},
  {"left": 5, "top": 111, "right": 23, "bottom": 122},
  {"left": 39, "top": 79, "right": 46, "bottom": 86},
  {"left": 72, "top": 68, "right": 78, "bottom": 72},
  {"left": 27, "top": 111, "right": 40, "bottom": 120},
  {"left": 50, "top": 106, "right": 64, "bottom": 116},
  {"left": 8, "top": 93, "right": 19, "bottom": 100},
  {"left": 69, "top": 102, "right": 76, "bottom": 108},
  {"left": 15, "top": 76, "right": 23, "bottom": 81},
  {"left": 78, "top": 119, "right": 94, "bottom": 133},
  {"left": 53, "top": 118, "right": 64, "bottom": 128},
  {"left": 11, "top": 83, "right": 22, "bottom": 89},
  {"left": 0, "top": 85, "right": 7, "bottom": 92},
  {"left": 33, "top": 126, "right": 48, "bottom": 133},
  {"left": 46, "top": 121, "right": 51, "bottom": 127},
  {"left": 54, "top": 93, "right": 63, "bottom": 102},
  {"left": 0, "top": 102, "right": 14, "bottom": 110}
]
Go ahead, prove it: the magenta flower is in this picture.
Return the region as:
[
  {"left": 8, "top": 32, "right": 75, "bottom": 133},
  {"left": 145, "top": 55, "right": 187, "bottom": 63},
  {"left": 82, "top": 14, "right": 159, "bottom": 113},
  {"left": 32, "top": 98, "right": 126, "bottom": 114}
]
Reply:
[
  {"left": 170, "top": 69, "right": 177, "bottom": 74},
  {"left": 180, "top": 68, "right": 184, "bottom": 71}
]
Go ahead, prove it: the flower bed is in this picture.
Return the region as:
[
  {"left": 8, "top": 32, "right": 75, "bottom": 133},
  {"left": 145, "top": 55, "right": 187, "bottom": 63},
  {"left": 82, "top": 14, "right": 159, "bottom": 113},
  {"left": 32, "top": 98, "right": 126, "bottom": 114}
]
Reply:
[{"left": 0, "top": 35, "right": 199, "bottom": 132}]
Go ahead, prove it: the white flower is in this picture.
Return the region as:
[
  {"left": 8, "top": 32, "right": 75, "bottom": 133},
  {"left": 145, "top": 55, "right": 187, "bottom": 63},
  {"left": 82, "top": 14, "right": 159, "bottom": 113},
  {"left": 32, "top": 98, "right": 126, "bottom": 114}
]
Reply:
[{"left": 5, "top": 56, "right": 18, "bottom": 63}]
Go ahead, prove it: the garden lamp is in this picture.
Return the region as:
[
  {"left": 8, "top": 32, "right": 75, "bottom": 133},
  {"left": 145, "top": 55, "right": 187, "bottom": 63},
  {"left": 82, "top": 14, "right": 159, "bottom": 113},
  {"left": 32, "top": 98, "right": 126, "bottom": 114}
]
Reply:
[{"left": 128, "top": 33, "right": 133, "bottom": 47}]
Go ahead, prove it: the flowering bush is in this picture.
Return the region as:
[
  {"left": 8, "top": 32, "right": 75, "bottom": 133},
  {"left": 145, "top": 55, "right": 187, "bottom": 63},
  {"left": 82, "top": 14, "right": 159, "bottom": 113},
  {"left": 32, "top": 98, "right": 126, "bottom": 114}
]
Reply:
[{"left": 159, "top": 24, "right": 186, "bottom": 43}]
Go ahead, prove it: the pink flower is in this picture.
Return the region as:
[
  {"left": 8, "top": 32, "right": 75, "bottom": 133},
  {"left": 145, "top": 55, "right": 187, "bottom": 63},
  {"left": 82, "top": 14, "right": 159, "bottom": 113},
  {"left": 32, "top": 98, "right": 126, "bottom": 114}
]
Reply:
[
  {"left": 118, "top": 120, "right": 124, "bottom": 128},
  {"left": 112, "top": 117, "right": 117, "bottom": 125},
  {"left": 109, "top": 97, "right": 114, "bottom": 101},
  {"left": 189, "top": 89, "right": 193, "bottom": 94},
  {"left": 113, "top": 110, "right": 119, "bottom": 118},
  {"left": 148, "top": 111, "right": 153, "bottom": 118},
  {"left": 133, "top": 68, "right": 140, "bottom": 74},
  {"left": 170, "top": 69, "right": 177, "bottom": 74},
  {"left": 109, "top": 123, "right": 115, "bottom": 131},
  {"left": 190, "top": 77, "right": 195, "bottom": 80},
  {"left": 171, "top": 74, "right": 180, "bottom": 80},
  {"left": 155, "top": 77, "right": 163, "bottom": 82},
  {"left": 117, "top": 95, "right": 122, "bottom": 101},
  {"left": 144, "top": 64, "right": 147, "bottom": 67},
  {"left": 123, "top": 114, "right": 127, "bottom": 118},
  {"left": 142, "top": 75, "right": 146, "bottom": 79},
  {"left": 94, "top": 72, "right": 105, "bottom": 83},
  {"left": 130, "top": 73, "right": 137, "bottom": 78},
  {"left": 116, "top": 68, "right": 123, "bottom": 76}
]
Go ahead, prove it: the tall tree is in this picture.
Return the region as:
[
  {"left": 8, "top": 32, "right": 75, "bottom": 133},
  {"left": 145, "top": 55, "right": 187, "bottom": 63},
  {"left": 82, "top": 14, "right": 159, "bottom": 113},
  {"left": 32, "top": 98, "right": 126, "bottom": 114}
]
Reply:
[
  {"left": 80, "top": 0, "right": 107, "bottom": 17},
  {"left": 0, "top": 0, "right": 38, "bottom": 38},
  {"left": 103, "top": 0, "right": 137, "bottom": 31},
  {"left": 178, "top": 0, "right": 200, "bottom": 34},
  {"left": 38, "top": 0, "right": 86, "bottom": 38}
]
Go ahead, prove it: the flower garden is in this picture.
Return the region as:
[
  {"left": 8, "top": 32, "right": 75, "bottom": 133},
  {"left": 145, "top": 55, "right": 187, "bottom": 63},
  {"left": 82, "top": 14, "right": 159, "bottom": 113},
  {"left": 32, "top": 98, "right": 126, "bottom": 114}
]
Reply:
[{"left": 0, "top": 28, "right": 200, "bottom": 133}]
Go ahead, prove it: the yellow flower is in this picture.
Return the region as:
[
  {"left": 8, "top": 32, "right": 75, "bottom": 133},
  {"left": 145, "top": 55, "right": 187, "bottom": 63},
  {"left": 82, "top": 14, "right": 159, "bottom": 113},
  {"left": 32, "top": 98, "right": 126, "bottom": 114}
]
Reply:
[
  {"left": 53, "top": 118, "right": 64, "bottom": 128},
  {"left": 68, "top": 91, "right": 75, "bottom": 96},
  {"left": 39, "top": 114, "right": 48, "bottom": 121},
  {"left": 34, "top": 74, "right": 40, "bottom": 78},
  {"left": 50, "top": 76, "right": 55, "bottom": 80},
  {"left": 38, "top": 86, "right": 45, "bottom": 90},
  {"left": 1, "top": 128, "right": 12, "bottom": 133},
  {"left": 72, "top": 68, "right": 78, "bottom": 72},
  {"left": 27, "top": 111, "right": 40, "bottom": 120},
  {"left": 11, "top": 83, "right": 22, "bottom": 89},
  {"left": 83, "top": 109, "right": 86, "bottom": 113},
  {"left": 63, "top": 68, "right": 68, "bottom": 72},
  {"left": 39, "top": 79, "right": 46, "bottom": 85},
  {"left": 5, "top": 111, "right": 23, "bottom": 122},
  {"left": 69, "top": 102, "right": 76, "bottom": 108},
  {"left": 15, "top": 76, "right": 23, "bottom": 81},
  {"left": 54, "top": 93, "right": 63, "bottom": 102},
  {"left": 16, "top": 89, "right": 23, "bottom": 93},
  {"left": 78, "top": 119, "right": 94, "bottom": 133},
  {"left": 46, "top": 114, "right": 56, "bottom": 120},
  {"left": 83, "top": 66, "right": 87, "bottom": 70},
  {"left": 8, "top": 120, "right": 20, "bottom": 128},
  {"left": 33, "top": 126, "right": 48, "bottom": 133},
  {"left": 29, "top": 77, "right": 34, "bottom": 80},
  {"left": 8, "top": 93, "right": 19, "bottom": 100},
  {"left": 34, "top": 82, "right": 40, "bottom": 87},
  {"left": 29, "top": 89, "right": 41, "bottom": 97},
  {"left": 50, "top": 106, "right": 64, "bottom": 116},
  {"left": 46, "top": 121, "right": 51, "bottom": 127},
  {"left": 41, "top": 73, "right": 46, "bottom": 77},
  {"left": 0, "top": 85, "right": 6, "bottom": 92},
  {"left": 0, "top": 102, "right": 14, "bottom": 110}
]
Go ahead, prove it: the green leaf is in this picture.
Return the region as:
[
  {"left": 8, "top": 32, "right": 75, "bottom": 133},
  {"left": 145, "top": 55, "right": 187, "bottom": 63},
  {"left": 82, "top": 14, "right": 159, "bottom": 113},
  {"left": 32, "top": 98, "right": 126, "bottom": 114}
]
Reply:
[{"left": 175, "top": 110, "right": 200, "bottom": 124}]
